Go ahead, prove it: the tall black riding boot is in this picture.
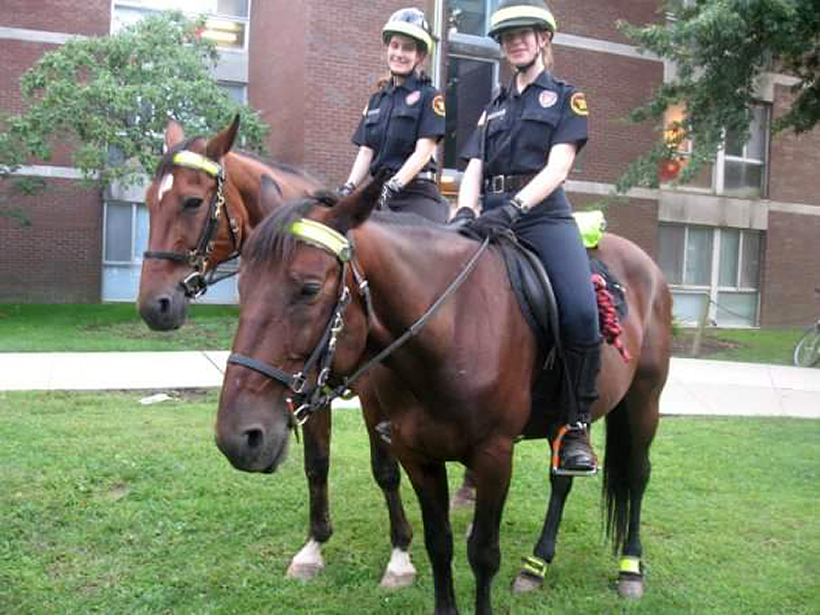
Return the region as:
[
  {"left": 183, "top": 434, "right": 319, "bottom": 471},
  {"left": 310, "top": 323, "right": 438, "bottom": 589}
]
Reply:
[{"left": 558, "top": 341, "right": 602, "bottom": 474}]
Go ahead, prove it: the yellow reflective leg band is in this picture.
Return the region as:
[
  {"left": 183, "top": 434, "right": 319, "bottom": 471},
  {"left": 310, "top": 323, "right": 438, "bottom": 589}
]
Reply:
[
  {"left": 521, "top": 555, "right": 548, "bottom": 579},
  {"left": 619, "top": 556, "right": 641, "bottom": 575}
]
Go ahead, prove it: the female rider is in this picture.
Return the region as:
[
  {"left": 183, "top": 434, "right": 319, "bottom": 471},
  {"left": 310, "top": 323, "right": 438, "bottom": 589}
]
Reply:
[
  {"left": 457, "top": 0, "right": 600, "bottom": 474},
  {"left": 341, "top": 7, "right": 448, "bottom": 224}
]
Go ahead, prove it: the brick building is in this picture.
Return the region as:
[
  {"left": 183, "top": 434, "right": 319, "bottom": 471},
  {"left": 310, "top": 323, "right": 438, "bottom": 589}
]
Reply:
[{"left": 2, "top": 1, "right": 819, "bottom": 328}]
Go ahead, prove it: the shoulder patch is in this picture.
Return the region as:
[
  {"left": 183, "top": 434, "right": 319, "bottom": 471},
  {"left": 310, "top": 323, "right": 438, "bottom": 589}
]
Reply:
[
  {"left": 432, "top": 94, "right": 445, "bottom": 117},
  {"left": 570, "top": 92, "right": 589, "bottom": 116}
]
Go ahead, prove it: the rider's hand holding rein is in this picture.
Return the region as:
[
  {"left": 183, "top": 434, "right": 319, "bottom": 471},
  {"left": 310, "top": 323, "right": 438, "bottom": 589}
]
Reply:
[{"left": 342, "top": 8, "right": 449, "bottom": 224}]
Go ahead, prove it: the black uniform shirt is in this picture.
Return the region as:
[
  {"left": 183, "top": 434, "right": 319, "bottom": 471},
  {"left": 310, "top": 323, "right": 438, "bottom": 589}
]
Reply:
[
  {"left": 352, "top": 73, "right": 446, "bottom": 177},
  {"left": 461, "top": 70, "right": 588, "bottom": 178}
]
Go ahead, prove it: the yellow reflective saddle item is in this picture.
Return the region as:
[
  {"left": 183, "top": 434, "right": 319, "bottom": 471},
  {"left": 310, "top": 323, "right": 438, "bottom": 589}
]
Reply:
[{"left": 572, "top": 210, "right": 606, "bottom": 249}]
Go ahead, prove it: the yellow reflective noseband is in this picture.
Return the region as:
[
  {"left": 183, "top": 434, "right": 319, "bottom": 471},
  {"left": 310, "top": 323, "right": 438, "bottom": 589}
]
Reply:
[
  {"left": 173, "top": 150, "right": 221, "bottom": 177},
  {"left": 289, "top": 219, "right": 352, "bottom": 262}
]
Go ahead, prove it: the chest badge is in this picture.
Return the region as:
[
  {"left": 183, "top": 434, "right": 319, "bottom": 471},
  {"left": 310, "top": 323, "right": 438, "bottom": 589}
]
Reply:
[
  {"left": 570, "top": 92, "right": 589, "bottom": 116},
  {"left": 432, "top": 94, "right": 446, "bottom": 117},
  {"left": 539, "top": 91, "right": 558, "bottom": 108},
  {"left": 406, "top": 90, "right": 421, "bottom": 106}
]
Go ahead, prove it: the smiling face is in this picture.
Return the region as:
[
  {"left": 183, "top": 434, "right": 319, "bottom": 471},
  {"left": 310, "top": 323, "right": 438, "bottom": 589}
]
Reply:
[
  {"left": 499, "top": 26, "right": 549, "bottom": 69},
  {"left": 386, "top": 33, "right": 425, "bottom": 76}
]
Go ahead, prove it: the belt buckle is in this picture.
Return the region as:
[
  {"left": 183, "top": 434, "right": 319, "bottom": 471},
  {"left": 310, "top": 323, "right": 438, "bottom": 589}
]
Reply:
[{"left": 491, "top": 175, "right": 505, "bottom": 193}]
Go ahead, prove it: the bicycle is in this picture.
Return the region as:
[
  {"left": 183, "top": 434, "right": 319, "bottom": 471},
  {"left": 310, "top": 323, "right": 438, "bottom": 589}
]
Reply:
[{"left": 793, "top": 287, "right": 820, "bottom": 368}]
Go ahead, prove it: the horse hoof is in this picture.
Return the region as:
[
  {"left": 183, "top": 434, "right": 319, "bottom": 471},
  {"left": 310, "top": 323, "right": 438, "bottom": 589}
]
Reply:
[
  {"left": 618, "top": 576, "right": 644, "bottom": 599},
  {"left": 286, "top": 561, "right": 325, "bottom": 581},
  {"left": 511, "top": 572, "right": 543, "bottom": 594},
  {"left": 380, "top": 569, "right": 416, "bottom": 588},
  {"left": 450, "top": 486, "right": 475, "bottom": 511}
]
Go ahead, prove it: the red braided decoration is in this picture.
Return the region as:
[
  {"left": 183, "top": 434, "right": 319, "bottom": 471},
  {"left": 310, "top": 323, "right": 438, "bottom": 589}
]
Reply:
[{"left": 592, "top": 273, "right": 631, "bottom": 362}]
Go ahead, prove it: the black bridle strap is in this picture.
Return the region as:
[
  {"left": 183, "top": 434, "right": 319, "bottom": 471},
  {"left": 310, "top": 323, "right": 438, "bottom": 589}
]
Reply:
[{"left": 226, "top": 353, "right": 306, "bottom": 392}]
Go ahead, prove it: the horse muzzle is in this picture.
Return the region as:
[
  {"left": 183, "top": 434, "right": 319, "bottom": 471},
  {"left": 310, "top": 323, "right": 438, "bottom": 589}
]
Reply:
[
  {"left": 137, "top": 286, "right": 189, "bottom": 331},
  {"left": 215, "top": 399, "right": 291, "bottom": 474}
]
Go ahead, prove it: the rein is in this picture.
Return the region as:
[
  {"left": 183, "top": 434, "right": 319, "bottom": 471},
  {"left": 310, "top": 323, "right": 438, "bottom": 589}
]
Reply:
[
  {"left": 227, "top": 217, "right": 490, "bottom": 428},
  {"left": 143, "top": 150, "right": 240, "bottom": 298}
]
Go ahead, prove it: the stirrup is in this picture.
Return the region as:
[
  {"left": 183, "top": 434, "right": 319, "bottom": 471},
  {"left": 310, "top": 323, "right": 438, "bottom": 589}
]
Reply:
[
  {"left": 374, "top": 420, "right": 392, "bottom": 445},
  {"left": 550, "top": 423, "right": 598, "bottom": 477}
]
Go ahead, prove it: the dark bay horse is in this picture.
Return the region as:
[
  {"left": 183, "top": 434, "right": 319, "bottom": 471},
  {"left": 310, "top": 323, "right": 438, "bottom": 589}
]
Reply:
[
  {"left": 137, "top": 118, "right": 419, "bottom": 587},
  {"left": 215, "top": 177, "right": 672, "bottom": 614}
]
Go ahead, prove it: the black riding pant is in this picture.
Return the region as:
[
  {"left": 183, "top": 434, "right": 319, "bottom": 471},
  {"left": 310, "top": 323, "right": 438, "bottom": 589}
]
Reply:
[
  {"left": 484, "top": 192, "right": 599, "bottom": 347},
  {"left": 388, "top": 178, "right": 449, "bottom": 224}
]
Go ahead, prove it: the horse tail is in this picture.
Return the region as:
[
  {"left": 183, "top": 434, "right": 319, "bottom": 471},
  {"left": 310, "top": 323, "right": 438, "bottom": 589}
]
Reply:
[{"left": 602, "top": 398, "right": 631, "bottom": 554}]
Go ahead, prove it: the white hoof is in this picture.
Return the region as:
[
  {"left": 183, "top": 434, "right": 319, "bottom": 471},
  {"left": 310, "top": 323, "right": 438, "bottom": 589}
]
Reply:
[
  {"left": 511, "top": 572, "right": 543, "bottom": 594},
  {"left": 286, "top": 539, "right": 325, "bottom": 581},
  {"left": 618, "top": 576, "right": 644, "bottom": 599},
  {"left": 379, "top": 548, "right": 416, "bottom": 589}
]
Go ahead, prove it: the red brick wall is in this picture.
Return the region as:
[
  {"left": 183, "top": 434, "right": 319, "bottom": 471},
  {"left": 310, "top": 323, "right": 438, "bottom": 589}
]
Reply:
[
  {"left": 551, "top": 0, "right": 663, "bottom": 44},
  {"left": 768, "top": 84, "right": 820, "bottom": 207},
  {"left": 0, "top": 179, "right": 102, "bottom": 302},
  {"left": 1, "top": 0, "right": 111, "bottom": 36},
  {"left": 759, "top": 211, "right": 820, "bottom": 328}
]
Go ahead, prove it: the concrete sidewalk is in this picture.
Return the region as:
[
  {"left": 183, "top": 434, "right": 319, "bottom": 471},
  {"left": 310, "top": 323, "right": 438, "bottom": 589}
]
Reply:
[{"left": 0, "top": 352, "right": 817, "bottom": 419}]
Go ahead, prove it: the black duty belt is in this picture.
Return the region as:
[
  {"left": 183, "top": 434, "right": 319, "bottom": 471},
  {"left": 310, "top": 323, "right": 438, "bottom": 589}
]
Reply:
[{"left": 484, "top": 174, "right": 538, "bottom": 194}]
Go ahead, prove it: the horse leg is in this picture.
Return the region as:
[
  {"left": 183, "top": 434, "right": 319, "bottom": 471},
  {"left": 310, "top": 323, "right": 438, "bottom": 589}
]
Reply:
[
  {"left": 286, "top": 406, "right": 332, "bottom": 580},
  {"left": 468, "top": 442, "right": 514, "bottom": 615},
  {"left": 403, "top": 459, "right": 458, "bottom": 615},
  {"left": 512, "top": 470, "right": 574, "bottom": 593},
  {"left": 360, "top": 391, "right": 416, "bottom": 588}
]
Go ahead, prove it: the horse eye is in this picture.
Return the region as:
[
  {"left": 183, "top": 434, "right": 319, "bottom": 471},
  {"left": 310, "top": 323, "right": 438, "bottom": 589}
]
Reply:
[
  {"left": 183, "top": 196, "right": 204, "bottom": 210},
  {"left": 299, "top": 282, "right": 322, "bottom": 299}
]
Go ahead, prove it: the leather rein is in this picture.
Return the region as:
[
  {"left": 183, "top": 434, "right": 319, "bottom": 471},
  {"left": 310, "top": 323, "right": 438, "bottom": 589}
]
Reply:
[
  {"left": 227, "top": 216, "right": 490, "bottom": 429},
  {"left": 143, "top": 150, "right": 240, "bottom": 298}
]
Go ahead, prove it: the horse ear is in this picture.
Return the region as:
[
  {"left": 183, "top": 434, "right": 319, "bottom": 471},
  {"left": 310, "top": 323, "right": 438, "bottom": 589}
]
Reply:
[
  {"left": 259, "top": 174, "right": 283, "bottom": 209},
  {"left": 165, "top": 119, "right": 185, "bottom": 149},
  {"left": 332, "top": 169, "right": 390, "bottom": 232},
  {"left": 205, "top": 114, "right": 240, "bottom": 161}
]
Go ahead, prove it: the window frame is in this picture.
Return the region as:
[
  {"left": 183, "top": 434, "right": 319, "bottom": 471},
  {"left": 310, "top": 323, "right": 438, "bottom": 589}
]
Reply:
[{"left": 102, "top": 200, "right": 144, "bottom": 267}]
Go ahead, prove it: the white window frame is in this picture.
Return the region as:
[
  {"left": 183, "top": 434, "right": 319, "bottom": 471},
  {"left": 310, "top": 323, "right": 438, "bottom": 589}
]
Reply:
[{"left": 102, "top": 200, "right": 143, "bottom": 267}]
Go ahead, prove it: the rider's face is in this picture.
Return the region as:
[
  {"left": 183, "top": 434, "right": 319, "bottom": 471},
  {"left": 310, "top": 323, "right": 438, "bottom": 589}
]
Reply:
[
  {"left": 386, "top": 34, "right": 424, "bottom": 75},
  {"left": 500, "top": 27, "right": 546, "bottom": 67}
]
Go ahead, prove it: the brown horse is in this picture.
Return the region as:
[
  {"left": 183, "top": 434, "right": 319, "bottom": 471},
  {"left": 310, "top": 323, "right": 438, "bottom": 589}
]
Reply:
[
  {"left": 137, "top": 118, "right": 419, "bottom": 587},
  {"left": 215, "top": 176, "right": 672, "bottom": 614}
]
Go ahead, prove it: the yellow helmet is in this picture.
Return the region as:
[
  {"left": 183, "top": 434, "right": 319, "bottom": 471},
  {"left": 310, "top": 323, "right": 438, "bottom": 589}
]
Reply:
[
  {"left": 488, "top": 0, "right": 557, "bottom": 41},
  {"left": 382, "top": 7, "right": 435, "bottom": 55}
]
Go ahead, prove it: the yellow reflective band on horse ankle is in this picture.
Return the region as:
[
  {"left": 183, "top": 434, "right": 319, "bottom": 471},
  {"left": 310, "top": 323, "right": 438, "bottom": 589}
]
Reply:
[
  {"left": 619, "top": 556, "right": 641, "bottom": 575},
  {"left": 289, "top": 219, "right": 351, "bottom": 262},
  {"left": 173, "top": 151, "right": 221, "bottom": 177},
  {"left": 573, "top": 210, "right": 606, "bottom": 249},
  {"left": 491, "top": 6, "right": 557, "bottom": 32}
]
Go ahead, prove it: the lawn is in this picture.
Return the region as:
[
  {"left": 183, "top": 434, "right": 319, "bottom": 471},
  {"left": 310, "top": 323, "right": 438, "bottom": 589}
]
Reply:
[
  {"left": 0, "top": 304, "right": 813, "bottom": 367},
  {"left": 1, "top": 390, "right": 818, "bottom": 614},
  {"left": 0, "top": 303, "right": 238, "bottom": 352}
]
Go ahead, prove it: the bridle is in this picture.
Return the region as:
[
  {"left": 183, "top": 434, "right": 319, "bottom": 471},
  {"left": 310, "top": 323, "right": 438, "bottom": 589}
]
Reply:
[
  {"left": 143, "top": 150, "right": 240, "bottom": 298},
  {"left": 227, "top": 214, "right": 489, "bottom": 429}
]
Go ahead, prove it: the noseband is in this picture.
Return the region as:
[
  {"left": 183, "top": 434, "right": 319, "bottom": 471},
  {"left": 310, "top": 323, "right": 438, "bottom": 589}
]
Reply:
[
  {"left": 227, "top": 216, "right": 490, "bottom": 429},
  {"left": 143, "top": 150, "right": 240, "bottom": 298}
]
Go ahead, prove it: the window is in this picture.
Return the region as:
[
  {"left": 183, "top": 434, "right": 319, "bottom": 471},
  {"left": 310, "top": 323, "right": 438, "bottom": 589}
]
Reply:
[
  {"left": 664, "top": 104, "right": 770, "bottom": 197},
  {"left": 659, "top": 224, "right": 763, "bottom": 326},
  {"left": 112, "top": 1, "right": 250, "bottom": 50},
  {"left": 441, "top": 1, "right": 501, "bottom": 193},
  {"left": 102, "top": 201, "right": 238, "bottom": 303}
]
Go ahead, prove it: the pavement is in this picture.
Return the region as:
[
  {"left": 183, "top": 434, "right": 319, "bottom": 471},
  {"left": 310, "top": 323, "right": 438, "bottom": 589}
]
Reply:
[{"left": 0, "top": 352, "right": 817, "bottom": 419}]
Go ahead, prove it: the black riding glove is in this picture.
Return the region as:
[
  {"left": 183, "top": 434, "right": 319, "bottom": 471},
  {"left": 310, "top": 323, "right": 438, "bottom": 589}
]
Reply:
[
  {"left": 337, "top": 181, "right": 356, "bottom": 197},
  {"left": 377, "top": 176, "right": 402, "bottom": 210},
  {"left": 448, "top": 207, "right": 476, "bottom": 227},
  {"left": 465, "top": 197, "right": 527, "bottom": 237}
]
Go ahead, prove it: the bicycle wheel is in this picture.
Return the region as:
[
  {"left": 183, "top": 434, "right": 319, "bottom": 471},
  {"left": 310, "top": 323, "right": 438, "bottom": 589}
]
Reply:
[{"left": 793, "top": 324, "right": 820, "bottom": 367}]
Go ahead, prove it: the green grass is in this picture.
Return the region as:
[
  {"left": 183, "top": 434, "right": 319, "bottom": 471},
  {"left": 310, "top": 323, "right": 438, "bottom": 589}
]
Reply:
[
  {"left": 0, "top": 304, "right": 239, "bottom": 352},
  {"left": 2, "top": 390, "right": 818, "bottom": 614},
  {"left": 673, "top": 327, "right": 808, "bottom": 365}
]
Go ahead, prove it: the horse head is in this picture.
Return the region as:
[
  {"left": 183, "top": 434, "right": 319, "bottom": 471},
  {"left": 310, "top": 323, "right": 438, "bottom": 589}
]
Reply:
[
  {"left": 138, "top": 115, "right": 244, "bottom": 330},
  {"left": 215, "top": 174, "right": 386, "bottom": 473}
]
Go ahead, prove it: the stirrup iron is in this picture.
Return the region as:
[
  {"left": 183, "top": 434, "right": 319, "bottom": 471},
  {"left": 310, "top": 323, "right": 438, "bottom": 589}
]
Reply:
[{"left": 550, "top": 423, "right": 598, "bottom": 477}]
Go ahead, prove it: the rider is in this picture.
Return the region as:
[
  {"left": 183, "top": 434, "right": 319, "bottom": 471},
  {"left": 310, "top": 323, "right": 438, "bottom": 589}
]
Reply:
[
  {"left": 456, "top": 0, "right": 600, "bottom": 474},
  {"left": 341, "top": 7, "right": 449, "bottom": 224}
]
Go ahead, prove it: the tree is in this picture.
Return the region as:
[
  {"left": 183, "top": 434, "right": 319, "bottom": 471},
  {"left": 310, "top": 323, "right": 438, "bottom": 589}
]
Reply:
[
  {"left": 617, "top": 0, "right": 820, "bottom": 191},
  {"left": 0, "top": 10, "right": 268, "bottom": 197}
]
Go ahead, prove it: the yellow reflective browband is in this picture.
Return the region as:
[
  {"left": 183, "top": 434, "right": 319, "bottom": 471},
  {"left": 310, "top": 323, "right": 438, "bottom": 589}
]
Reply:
[
  {"left": 289, "top": 219, "right": 352, "bottom": 262},
  {"left": 173, "top": 150, "right": 221, "bottom": 177},
  {"left": 491, "top": 6, "right": 557, "bottom": 32}
]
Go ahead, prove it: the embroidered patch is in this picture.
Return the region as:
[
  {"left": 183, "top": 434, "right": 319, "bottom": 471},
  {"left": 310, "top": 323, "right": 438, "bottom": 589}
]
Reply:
[
  {"left": 157, "top": 173, "right": 174, "bottom": 202},
  {"left": 539, "top": 90, "right": 558, "bottom": 108},
  {"left": 570, "top": 92, "right": 589, "bottom": 116},
  {"left": 477, "top": 110, "right": 487, "bottom": 126},
  {"left": 406, "top": 90, "right": 421, "bottom": 106},
  {"left": 432, "top": 94, "right": 445, "bottom": 116}
]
